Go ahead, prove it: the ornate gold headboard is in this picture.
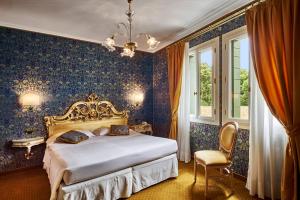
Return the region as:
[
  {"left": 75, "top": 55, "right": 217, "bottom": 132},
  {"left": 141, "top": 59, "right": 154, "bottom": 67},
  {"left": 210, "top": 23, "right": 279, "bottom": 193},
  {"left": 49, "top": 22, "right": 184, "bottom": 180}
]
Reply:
[{"left": 44, "top": 93, "right": 129, "bottom": 138}]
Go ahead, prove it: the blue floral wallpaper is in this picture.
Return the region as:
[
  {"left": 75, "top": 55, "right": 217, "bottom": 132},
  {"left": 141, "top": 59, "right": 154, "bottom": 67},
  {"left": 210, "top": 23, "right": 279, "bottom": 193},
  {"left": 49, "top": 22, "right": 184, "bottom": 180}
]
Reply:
[
  {"left": 0, "top": 27, "right": 153, "bottom": 173},
  {"left": 152, "top": 15, "right": 249, "bottom": 177},
  {"left": 153, "top": 48, "right": 170, "bottom": 138}
]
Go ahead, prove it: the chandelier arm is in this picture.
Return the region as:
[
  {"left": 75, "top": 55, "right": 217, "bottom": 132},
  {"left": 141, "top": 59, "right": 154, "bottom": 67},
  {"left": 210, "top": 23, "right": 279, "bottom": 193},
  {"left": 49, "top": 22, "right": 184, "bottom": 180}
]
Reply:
[
  {"left": 136, "top": 33, "right": 149, "bottom": 39},
  {"left": 117, "top": 23, "right": 129, "bottom": 37},
  {"left": 112, "top": 32, "right": 119, "bottom": 38}
]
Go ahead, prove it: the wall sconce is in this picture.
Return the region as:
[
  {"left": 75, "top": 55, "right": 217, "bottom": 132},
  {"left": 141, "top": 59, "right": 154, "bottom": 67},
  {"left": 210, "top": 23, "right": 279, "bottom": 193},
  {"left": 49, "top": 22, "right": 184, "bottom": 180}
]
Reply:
[
  {"left": 19, "top": 92, "right": 41, "bottom": 111},
  {"left": 19, "top": 92, "right": 41, "bottom": 134},
  {"left": 129, "top": 91, "right": 145, "bottom": 107}
]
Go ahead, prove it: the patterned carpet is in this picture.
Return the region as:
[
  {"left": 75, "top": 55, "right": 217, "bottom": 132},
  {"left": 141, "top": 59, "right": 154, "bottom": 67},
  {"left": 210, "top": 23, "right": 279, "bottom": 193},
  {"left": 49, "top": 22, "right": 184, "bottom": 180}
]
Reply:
[{"left": 0, "top": 161, "right": 255, "bottom": 200}]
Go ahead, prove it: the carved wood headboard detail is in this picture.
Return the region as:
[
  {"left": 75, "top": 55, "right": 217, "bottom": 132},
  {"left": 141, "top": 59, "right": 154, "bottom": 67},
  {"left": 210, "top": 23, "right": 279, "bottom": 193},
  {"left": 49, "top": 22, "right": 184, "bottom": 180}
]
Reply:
[{"left": 44, "top": 93, "right": 129, "bottom": 137}]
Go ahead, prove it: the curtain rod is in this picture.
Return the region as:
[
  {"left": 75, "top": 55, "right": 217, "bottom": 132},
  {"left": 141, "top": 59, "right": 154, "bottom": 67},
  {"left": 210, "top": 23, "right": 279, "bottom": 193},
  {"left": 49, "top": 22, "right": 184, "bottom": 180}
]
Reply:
[{"left": 167, "top": 0, "right": 264, "bottom": 47}]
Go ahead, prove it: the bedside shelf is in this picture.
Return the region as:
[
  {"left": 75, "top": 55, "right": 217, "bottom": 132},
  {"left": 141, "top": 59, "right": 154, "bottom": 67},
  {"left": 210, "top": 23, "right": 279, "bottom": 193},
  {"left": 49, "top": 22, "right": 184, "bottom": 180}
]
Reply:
[
  {"left": 130, "top": 122, "right": 153, "bottom": 135},
  {"left": 12, "top": 136, "right": 45, "bottom": 159}
]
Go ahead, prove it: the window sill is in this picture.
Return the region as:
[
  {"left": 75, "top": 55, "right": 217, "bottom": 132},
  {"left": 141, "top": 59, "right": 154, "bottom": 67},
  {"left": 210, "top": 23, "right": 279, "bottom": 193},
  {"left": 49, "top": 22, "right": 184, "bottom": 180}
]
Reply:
[
  {"left": 189, "top": 117, "right": 219, "bottom": 126},
  {"left": 222, "top": 118, "right": 249, "bottom": 130}
]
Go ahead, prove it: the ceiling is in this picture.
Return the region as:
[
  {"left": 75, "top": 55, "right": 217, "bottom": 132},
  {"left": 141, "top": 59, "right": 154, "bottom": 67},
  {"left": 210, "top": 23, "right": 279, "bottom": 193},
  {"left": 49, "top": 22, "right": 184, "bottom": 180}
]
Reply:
[{"left": 0, "top": 0, "right": 251, "bottom": 53}]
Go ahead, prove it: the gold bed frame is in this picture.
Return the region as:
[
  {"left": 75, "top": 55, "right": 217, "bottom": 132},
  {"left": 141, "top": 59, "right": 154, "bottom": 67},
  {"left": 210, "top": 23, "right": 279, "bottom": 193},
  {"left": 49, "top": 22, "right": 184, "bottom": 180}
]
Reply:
[{"left": 44, "top": 93, "right": 129, "bottom": 138}]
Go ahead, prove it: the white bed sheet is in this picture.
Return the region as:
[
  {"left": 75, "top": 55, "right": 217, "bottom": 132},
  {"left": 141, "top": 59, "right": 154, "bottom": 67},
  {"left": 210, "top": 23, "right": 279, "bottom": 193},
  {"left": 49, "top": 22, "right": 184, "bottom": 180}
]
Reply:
[{"left": 43, "top": 131, "right": 177, "bottom": 200}]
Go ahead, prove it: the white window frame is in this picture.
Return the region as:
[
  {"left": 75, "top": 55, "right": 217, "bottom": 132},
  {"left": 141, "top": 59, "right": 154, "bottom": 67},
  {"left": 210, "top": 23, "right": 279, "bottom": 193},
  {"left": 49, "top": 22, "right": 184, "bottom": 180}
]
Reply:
[
  {"left": 189, "top": 37, "right": 220, "bottom": 125},
  {"left": 222, "top": 26, "right": 250, "bottom": 129}
]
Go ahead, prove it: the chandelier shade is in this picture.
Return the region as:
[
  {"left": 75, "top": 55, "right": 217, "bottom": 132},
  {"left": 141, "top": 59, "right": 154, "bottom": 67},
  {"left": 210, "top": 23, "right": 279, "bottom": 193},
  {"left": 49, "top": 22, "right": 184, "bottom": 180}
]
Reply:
[
  {"left": 146, "top": 34, "right": 160, "bottom": 50},
  {"left": 103, "top": 36, "right": 116, "bottom": 52},
  {"left": 101, "top": 0, "right": 160, "bottom": 57}
]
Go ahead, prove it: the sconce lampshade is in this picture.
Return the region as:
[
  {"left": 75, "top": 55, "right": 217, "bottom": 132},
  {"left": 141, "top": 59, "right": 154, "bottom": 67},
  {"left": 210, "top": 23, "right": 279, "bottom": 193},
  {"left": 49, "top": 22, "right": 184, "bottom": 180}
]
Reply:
[
  {"left": 20, "top": 92, "right": 41, "bottom": 108},
  {"left": 134, "top": 92, "right": 144, "bottom": 105},
  {"left": 129, "top": 91, "right": 145, "bottom": 106}
]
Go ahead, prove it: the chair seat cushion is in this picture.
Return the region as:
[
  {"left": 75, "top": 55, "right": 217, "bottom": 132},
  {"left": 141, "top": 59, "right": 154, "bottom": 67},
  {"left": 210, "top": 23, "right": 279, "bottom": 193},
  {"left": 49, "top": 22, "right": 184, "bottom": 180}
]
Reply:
[{"left": 194, "top": 150, "right": 230, "bottom": 166}]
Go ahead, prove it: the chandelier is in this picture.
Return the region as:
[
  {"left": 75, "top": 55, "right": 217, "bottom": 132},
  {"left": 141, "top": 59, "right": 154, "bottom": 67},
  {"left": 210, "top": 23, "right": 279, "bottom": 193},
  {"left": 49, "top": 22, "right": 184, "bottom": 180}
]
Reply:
[{"left": 102, "top": 0, "right": 160, "bottom": 58}]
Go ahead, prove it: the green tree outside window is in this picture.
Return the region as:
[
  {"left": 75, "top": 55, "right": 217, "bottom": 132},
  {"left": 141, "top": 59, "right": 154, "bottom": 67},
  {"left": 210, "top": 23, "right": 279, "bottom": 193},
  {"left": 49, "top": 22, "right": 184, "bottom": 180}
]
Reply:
[{"left": 199, "top": 63, "right": 249, "bottom": 107}]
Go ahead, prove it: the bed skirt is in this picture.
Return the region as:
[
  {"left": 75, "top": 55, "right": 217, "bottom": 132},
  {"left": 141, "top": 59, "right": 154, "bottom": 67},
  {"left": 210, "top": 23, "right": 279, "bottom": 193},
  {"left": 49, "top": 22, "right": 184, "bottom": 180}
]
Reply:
[
  {"left": 57, "top": 154, "right": 178, "bottom": 200},
  {"left": 132, "top": 154, "right": 178, "bottom": 193}
]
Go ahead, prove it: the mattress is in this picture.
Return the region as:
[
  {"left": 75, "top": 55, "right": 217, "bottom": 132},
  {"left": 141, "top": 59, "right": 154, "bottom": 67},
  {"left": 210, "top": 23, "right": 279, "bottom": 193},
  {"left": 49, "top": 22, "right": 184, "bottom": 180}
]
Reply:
[{"left": 44, "top": 131, "right": 177, "bottom": 186}]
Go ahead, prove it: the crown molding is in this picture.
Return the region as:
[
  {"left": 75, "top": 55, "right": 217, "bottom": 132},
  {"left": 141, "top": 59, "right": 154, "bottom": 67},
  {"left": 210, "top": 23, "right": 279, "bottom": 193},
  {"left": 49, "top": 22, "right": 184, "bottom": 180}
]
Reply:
[
  {"left": 0, "top": 21, "right": 159, "bottom": 53},
  {"left": 0, "top": 21, "right": 99, "bottom": 44},
  {"left": 0, "top": 0, "right": 250, "bottom": 54},
  {"left": 154, "top": 0, "right": 250, "bottom": 52}
]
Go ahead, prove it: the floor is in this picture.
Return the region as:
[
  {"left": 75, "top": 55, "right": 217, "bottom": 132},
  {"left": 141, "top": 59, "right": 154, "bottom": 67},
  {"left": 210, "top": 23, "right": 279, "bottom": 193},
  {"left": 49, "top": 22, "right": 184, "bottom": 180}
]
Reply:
[{"left": 0, "top": 161, "right": 256, "bottom": 200}]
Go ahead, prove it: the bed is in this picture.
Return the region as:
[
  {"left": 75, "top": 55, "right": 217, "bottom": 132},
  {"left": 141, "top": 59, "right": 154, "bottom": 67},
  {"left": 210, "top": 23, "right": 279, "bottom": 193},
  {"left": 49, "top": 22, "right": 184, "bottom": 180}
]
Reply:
[{"left": 43, "top": 94, "right": 178, "bottom": 200}]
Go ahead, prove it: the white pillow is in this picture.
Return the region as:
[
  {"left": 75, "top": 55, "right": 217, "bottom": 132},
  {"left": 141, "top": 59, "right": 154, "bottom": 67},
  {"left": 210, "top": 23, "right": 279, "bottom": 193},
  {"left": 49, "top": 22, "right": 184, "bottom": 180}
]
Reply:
[{"left": 92, "top": 127, "right": 110, "bottom": 136}]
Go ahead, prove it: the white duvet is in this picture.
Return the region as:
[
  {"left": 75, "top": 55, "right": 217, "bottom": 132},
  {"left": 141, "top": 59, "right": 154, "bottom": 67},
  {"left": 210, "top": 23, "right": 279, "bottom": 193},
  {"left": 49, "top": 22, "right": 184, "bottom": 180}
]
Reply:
[{"left": 43, "top": 131, "right": 178, "bottom": 200}]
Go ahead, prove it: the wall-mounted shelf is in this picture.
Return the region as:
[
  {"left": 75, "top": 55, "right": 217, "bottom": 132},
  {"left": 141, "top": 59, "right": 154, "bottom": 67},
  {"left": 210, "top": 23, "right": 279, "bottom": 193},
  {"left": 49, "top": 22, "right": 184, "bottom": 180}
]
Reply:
[{"left": 12, "top": 136, "right": 45, "bottom": 159}]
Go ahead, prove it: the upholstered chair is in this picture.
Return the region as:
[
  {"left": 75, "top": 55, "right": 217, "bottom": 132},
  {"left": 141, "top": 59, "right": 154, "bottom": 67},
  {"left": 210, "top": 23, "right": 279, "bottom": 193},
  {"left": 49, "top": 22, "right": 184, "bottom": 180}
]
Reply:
[{"left": 194, "top": 121, "right": 239, "bottom": 197}]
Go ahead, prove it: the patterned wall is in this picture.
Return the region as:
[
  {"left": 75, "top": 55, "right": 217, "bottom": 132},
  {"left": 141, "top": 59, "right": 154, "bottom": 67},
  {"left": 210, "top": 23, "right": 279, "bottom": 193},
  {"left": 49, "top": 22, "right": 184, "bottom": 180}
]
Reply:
[
  {"left": 0, "top": 27, "right": 153, "bottom": 173},
  {"left": 152, "top": 15, "right": 249, "bottom": 177},
  {"left": 153, "top": 48, "right": 170, "bottom": 138}
]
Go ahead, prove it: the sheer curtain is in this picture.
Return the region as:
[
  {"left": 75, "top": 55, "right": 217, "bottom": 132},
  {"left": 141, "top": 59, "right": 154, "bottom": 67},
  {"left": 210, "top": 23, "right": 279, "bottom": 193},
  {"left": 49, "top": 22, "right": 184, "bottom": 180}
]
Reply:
[
  {"left": 246, "top": 65, "right": 288, "bottom": 199},
  {"left": 177, "top": 42, "right": 191, "bottom": 163}
]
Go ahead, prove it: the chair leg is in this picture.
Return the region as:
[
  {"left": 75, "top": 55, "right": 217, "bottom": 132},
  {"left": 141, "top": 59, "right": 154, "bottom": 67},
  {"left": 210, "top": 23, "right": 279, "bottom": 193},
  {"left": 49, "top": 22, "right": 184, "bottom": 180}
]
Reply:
[
  {"left": 230, "top": 168, "right": 234, "bottom": 193},
  {"left": 194, "top": 159, "right": 197, "bottom": 182},
  {"left": 205, "top": 166, "right": 208, "bottom": 197}
]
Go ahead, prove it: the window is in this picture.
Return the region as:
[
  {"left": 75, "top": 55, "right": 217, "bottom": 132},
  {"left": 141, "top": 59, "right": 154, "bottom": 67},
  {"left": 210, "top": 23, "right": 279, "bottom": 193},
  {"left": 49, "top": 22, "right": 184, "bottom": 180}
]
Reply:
[
  {"left": 189, "top": 37, "right": 219, "bottom": 125},
  {"left": 222, "top": 26, "right": 250, "bottom": 128}
]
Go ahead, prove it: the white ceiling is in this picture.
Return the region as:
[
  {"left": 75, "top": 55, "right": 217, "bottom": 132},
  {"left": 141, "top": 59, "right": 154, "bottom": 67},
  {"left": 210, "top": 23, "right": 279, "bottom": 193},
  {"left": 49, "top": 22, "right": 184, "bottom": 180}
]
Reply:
[{"left": 0, "top": 0, "right": 251, "bottom": 53}]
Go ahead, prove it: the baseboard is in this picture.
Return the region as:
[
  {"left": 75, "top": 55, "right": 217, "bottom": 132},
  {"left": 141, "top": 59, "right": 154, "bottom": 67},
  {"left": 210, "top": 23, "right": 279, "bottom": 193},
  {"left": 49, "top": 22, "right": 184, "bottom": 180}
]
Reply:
[
  {"left": 233, "top": 172, "right": 247, "bottom": 181},
  {"left": 0, "top": 165, "right": 43, "bottom": 176}
]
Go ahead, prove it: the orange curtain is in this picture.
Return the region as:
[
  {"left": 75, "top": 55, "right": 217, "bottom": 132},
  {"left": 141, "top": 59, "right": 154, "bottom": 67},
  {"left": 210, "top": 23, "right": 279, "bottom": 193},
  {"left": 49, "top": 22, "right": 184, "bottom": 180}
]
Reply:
[
  {"left": 167, "top": 42, "right": 185, "bottom": 140},
  {"left": 246, "top": 0, "right": 300, "bottom": 199}
]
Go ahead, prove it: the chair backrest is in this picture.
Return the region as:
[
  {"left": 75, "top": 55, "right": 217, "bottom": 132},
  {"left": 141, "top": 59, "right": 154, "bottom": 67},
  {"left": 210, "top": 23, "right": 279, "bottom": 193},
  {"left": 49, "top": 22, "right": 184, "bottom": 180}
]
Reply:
[{"left": 219, "top": 121, "right": 239, "bottom": 160}]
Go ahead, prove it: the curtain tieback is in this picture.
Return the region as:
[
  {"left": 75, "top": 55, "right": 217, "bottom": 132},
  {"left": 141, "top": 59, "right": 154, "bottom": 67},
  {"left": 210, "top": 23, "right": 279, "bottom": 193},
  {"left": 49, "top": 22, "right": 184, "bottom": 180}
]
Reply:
[
  {"left": 171, "top": 113, "right": 178, "bottom": 121},
  {"left": 285, "top": 126, "right": 300, "bottom": 159},
  {"left": 286, "top": 126, "right": 300, "bottom": 138}
]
